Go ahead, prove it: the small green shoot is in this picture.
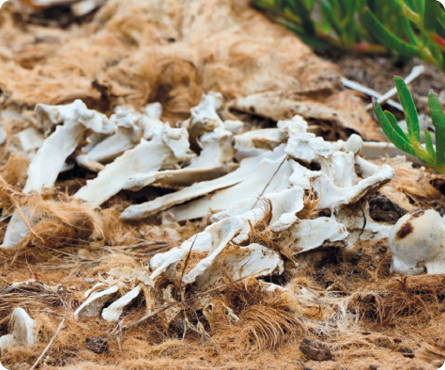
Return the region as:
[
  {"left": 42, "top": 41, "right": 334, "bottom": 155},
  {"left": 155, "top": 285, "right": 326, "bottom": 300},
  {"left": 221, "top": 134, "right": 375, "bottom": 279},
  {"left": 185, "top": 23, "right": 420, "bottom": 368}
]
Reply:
[{"left": 373, "top": 77, "right": 445, "bottom": 174}]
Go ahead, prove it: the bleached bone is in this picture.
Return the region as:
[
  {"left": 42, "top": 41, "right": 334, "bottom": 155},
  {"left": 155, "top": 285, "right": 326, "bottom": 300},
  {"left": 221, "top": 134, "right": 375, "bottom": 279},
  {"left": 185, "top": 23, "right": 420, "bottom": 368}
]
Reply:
[
  {"left": 123, "top": 122, "right": 239, "bottom": 191},
  {"left": 336, "top": 201, "right": 393, "bottom": 243},
  {"left": 75, "top": 124, "right": 189, "bottom": 209},
  {"left": 341, "top": 77, "right": 403, "bottom": 111},
  {"left": 76, "top": 155, "right": 105, "bottom": 172},
  {"left": 84, "top": 103, "right": 162, "bottom": 166},
  {"left": 365, "top": 65, "right": 425, "bottom": 110},
  {"left": 71, "top": 0, "right": 107, "bottom": 16},
  {"left": 280, "top": 218, "right": 348, "bottom": 255},
  {"left": 288, "top": 161, "right": 394, "bottom": 211},
  {"left": 355, "top": 156, "right": 379, "bottom": 178},
  {"left": 343, "top": 134, "right": 363, "bottom": 155},
  {"left": 170, "top": 150, "right": 292, "bottom": 222},
  {"left": 102, "top": 285, "right": 142, "bottom": 322},
  {"left": 75, "top": 285, "right": 119, "bottom": 320},
  {"left": 147, "top": 206, "right": 267, "bottom": 287},
  {"left": 0, "top": 308, "right": 37, "bottom": 353},
  {"left": 120, "top": 145, "right": 286, "bottom": 220},
  {"left": 184, "top": 243, "right": 284, "bottom": 290},
  {"left": 84, "top": 283, "right": 107, "bottom": 299},
  {"left": 86, "top": 106, "right": 141, "bottom": 164},
  {"left": 234, "top": 128, "right": 287, "bottom": 160},
  {"left": 1, "top": 100, "right": 114, "bottom": 249},
  {"left": 186, "top": 92, "right": 224, "bottom": 149},
  {"left": 360, "top": 142, "right": 423, "bottom": 166},
  {"left": 388, "top": 209, "right": 445, "bottom": 275},
  {"left": 16, "top": 128, "right": 45, "bottom": 158}
]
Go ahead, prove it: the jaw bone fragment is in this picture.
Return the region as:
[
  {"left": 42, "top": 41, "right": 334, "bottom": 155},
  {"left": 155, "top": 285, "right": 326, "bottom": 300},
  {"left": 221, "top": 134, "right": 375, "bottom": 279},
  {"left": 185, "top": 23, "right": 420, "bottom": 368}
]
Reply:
[
  {"left": 102, "top": 285, "right": 142, "bottom": 322},
  {"left": 1, "top": 100, "right": 114, "bottom": 249},
  {"left": 75, "top": 123, "right": 189, "bottom": 209},
  {"left": 120, "top": 145, "right": 287, "bottom": 221},
  {"left": 0, "top": 308, "right": 37, "bottom": 354},
  {"left": 388, "top": 209, "right": 445, "bottom": 275},
  {"left": 75, "top": 285, "right": 119, "bottom": 320}
]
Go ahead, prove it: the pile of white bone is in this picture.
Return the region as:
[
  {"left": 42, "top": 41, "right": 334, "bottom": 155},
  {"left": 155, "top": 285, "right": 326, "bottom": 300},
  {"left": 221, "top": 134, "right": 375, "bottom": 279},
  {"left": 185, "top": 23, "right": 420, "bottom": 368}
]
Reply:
[{"left": 2, "top": 92, "right": 445, "bottom": 350}]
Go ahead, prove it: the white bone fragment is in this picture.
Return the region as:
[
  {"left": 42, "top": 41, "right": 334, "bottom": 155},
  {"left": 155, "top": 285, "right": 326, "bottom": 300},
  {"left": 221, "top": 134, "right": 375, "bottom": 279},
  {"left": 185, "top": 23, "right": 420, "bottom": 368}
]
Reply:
[
  {"left": 343, "top": 134, "right": 363, "bottom": 154},
  {"left": 355, "top": 156, "right": 379, "bottom": 178},
  {"left": 120, "top": 145, "right": 286, "bottom": 220},
  {"left": 142, "top": 102, "right": 163, "bottom": 120},
  {"left": 71, "top": 0, "right": 107, "bottom": 16},
  {"left": 182, "top": 243, "right": 284, "bottom": 290},
  {"left": 388, "top": 209, "right": 445, "bottom": 275},
  {"left": 261, "top": 282, "right": 287, "bottom": 292},
  {"left": 16, "top": 128, "right": 44, "bottom": 157},
  {"left": 0, "top": 308, "right": 37, "bottom": 353},
  {"left": 341, "top": 77, "right": 403, "bottom": 111},
  {"left": 2, "top": 100, "right": 114, "bottom": 249},
  {"left": 10, "top": 308, "right": 37, "bottom": 347},
  {"left": 330, "top": 152, "right": 357, "bottom": 187},
  {"left": 102, "top": 285, "right": 141, "bottom": 322},
  {"left": 170, "top": 151, "right": 292, "bottom": 221},
  {"left": 84, "top": 283, "right": 107, "bottom": 299},
  {"left": 234, "top": 128, "right": 287, "bottom": 160},
  {"left": 86, "top": 106, "right": 141, "bottom": 163},
  {"left": 75, "top": 285, "right": 119, "bottom": 320},
  {"left": 360, "top": 142, "right": 423, "bottom": 166},
  {"left": 76, "top": 155, "right": 105, "bottom": 172},
  {"left": 365, "top": 66, "right": 425, "bottom": 110},
  {"left": 148, "top": 207, "right": 266, "bottom": 287},
  {"left": 288, "top": 161, "right": 394, "bottom": 211},
  {"left": 223, "top": 120, "right": 244, "bottom": 135},
  {"left": 280, "top": 218, "right": 348, "bottom": 254},
  {"left": 75, "top": 124, "right": 189, "bottom": 208},
  {"left": 123, "top": 124, "right": 238, "bottom": 191},
  {"left": 0, "top": 334, "right": 16, "bottom": 354}
]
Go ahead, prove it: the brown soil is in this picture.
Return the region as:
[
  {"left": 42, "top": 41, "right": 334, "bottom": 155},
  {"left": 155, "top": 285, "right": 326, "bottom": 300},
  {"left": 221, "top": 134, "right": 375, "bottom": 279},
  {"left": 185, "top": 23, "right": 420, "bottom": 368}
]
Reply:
[
  {"left": 318, "top": 52, "right": 445, "bottom": 119},
  {"left": 1, "top": 2, "right": 445, "bottom": 370}
]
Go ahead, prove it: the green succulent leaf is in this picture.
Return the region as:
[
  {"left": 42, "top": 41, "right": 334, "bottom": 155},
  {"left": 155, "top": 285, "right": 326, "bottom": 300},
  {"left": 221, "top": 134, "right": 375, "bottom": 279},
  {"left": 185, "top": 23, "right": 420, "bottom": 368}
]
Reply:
[
  {"left": 383, "top": 111, "right": 411, "bottom": 145},
  {"left": 424, "top": 129, "right": 436, "bottom": 160},
  {"left": 373, "top": 99, "right": 417, "bottom": 157},
  {"left": 393, "top": 76, "right": 421, "bottom": 143},
  {"left": 284, "top": 0, "right": 315, "bottom": 35},
  {"left": 424, "top": 0, "right": 439, "bottom": 35},
  {"left": 363, "top": 8, "right": 420, "bottom": 58},
  {"left": 428, "top": 89, "right": 445, "bottom": 166}
]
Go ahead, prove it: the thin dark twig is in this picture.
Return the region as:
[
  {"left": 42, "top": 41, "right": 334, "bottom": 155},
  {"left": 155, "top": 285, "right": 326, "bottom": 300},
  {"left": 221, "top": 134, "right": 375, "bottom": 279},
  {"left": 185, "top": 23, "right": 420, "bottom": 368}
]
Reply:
[
  {"left": 30, "top": 285, "right": 67, "bottom": 370},
  {"left": 252, "top": 156, "right": 287, "bottom": 209}
]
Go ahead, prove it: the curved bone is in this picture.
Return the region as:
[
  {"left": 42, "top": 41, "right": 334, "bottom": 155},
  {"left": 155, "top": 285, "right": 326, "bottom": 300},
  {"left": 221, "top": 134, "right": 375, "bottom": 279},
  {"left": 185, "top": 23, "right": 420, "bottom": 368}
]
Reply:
[
  {"left": 102, "top": 285, "right": 142, "bottom": 322},
  {"left": 75, "top": 124, "right": 189, "bottom": 208},
  {"left": 1, "top": 100, "right": 114, "bottom": 248},
  {"left": 75, "top": 285, "right": 119, "bottom": 320},
  {"left": 120, "top": 145, "right": 286, "bottom": 220},
  {"left": 123, "top": 125, "right": 238, "bottom": 191},
  {"left": 0, "top": 308, "right": 37, "bottom": 353},
  {"left": 280, "top": 218, "right": 348, "bottom": 254},
  {"left": 183, "top": 243, "right": 284, "bottom": 290},
  {"left": 170, "top": 151, "right": 292, "bottom": 221}
]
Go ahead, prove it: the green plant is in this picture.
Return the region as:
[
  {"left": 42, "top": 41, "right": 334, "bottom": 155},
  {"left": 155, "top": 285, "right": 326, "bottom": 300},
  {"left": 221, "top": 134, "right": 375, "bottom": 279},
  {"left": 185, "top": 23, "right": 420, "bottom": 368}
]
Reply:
[
  {"left": 373, "top": 77, "right": 445, "bottom": 174},
  {"left": 251, "top": 0, "right": 445, "bottom": 72}
]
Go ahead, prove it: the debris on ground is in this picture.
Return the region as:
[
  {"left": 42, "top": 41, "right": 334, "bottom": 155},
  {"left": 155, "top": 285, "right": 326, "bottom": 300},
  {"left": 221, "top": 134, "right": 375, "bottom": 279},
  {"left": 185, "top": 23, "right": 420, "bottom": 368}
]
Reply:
[{"left": 0, "top": 1, "right": 445, "bottom": 370}]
